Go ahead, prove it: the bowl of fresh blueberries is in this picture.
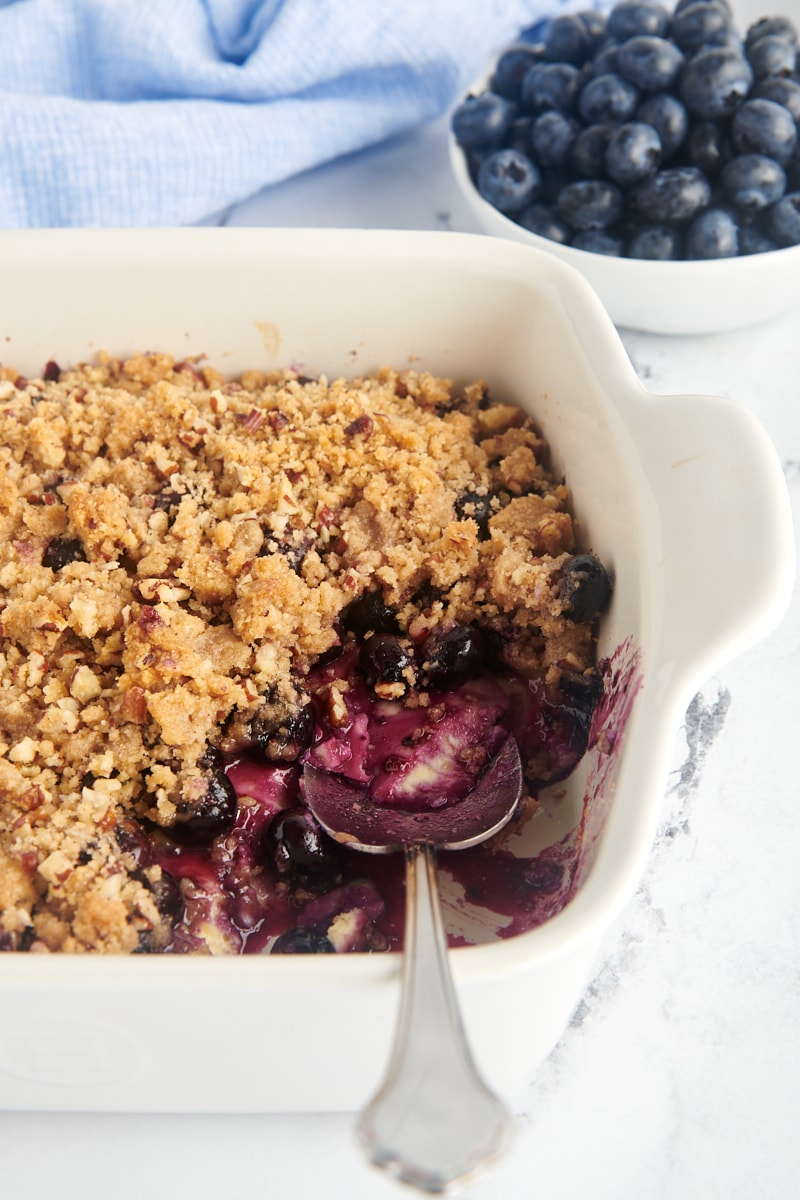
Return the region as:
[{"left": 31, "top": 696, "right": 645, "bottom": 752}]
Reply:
[{"left": 449, "top": 0, "right": 800, "bottom": 333}]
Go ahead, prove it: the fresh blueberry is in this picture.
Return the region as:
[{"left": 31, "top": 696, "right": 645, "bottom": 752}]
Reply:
[
  {"left": 671, "top": 2, "right": 735, "bottom": 53},
  {"left": 558, "top": 554, "right": 612, "bottom": 621},
  {"left": 626, "top": 223, "right": 683, "bottom": 258},
  {"left": 571, "top": 229, "right": 625, "bottom": 255},
  {"left": 41, "top": 536, "right": 88, "bottom": 570},
  {"left": 477, "top": 148, "right": 541, "bottom": 214},
  {"left": 521, "top": 62, "right": 583, "bottom": 112},
  {"left": 720, "top": 153, "right": 786, "bottom": 212},
  {"left": 686, "top": 207, "right": 739, "bottom": 257},
  {"left": 421, "top": 624, "right": 487, "bottom": 690},
  {"left": 678, "top": 47, "right": 754, "bottom": 119},
  {"left": 556, "top": 179, "right": 624, "bottom": 230},
  {"left": 746, "top": 34, "right": 797, "bottom": 81},
  {"left": 617, "top": 36, "right": 685, "bottom": 92},
  {"left": 763, "top": 192, "right": 800, "bottom": 246},
  {"left": 635, "top": 92, "right": 689, "bottom": 158},
  {"left": 265, "top": 808, "right": 342, "bottom": 885},
  {"left": 271, "top": 927, "right": 336, "bottom": 954},
  {"left": 506, "top": 116, "right": 535, "bottom": 156},
  {"left": 730, "top": 99, "right": 798, "bottom": 165},
  {"left": 752, "top": 78, "right": 800, "bottom": 125},
  {"left": 787, "top": 149, "right": 800, "bottom": 192},
  {"left": 518, "top": 202, "right": 573, "bottom": 243},
  {"left": 737, "top": 222, "right": 779, "bottom": 254},
  {"left": 359, "top": 634, "right": 414, "bottom": 687},
  {"left": 745, "top": 16, "right": 799, "bottom": 50},
  {"left": 340, "top": 590, "right": 400, "bottom": 637},
  {"left": 451, "top": 92, "right": 516, "bottom": 149},
  {"left": 491, "top": 43, "right": 548, "bottom": 102},
  {"left": 578, "top": 72, "right": 640, "bottom": 124},
  {"left": 570, "top": 123, "right": 617, "bottom": 178},
  {"left": 632, "top": 165, "right": 711, "bottom": 222},
  {"left": 686, "top": 119, "right": 732, "bottom": 178},
  {"left": 542, "top": 14, "right": 592, "bottom": 65},
  {"left": 606, "top": 0, "right": 670, "bottom": 41},
  {"left": 591, "top": 39, "right": 621, "bottom": 76},
  {"left": 531, "top": 110, "right": 580, "bottom": 167},
  {"left": 577, "top": 9, "right": 608, "bottom": 50},
  {"left": 605, "top": 121, "right": 662, "bottom": 186}
]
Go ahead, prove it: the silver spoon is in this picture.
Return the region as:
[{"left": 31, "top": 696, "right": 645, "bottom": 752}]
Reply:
[{"left": 303, "top": 736, "right": 523, "bottom": 1194}]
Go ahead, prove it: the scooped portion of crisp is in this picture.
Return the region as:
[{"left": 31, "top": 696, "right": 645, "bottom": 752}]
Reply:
[{"left": 0, "top": 353, "right": 609, "bottom": 954}]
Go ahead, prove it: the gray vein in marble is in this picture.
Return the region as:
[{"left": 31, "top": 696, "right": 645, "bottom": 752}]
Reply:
[
  {"left": 668, "top": 685, "right": 731, "bottom": 804},
  {"left": 560, "top": 682, "right": 731, "bottom": 1038}
]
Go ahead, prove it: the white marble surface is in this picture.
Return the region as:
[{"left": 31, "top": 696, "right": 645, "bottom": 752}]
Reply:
[{"left": 2, "top": 115, "right": 798, "bottom": 1200}]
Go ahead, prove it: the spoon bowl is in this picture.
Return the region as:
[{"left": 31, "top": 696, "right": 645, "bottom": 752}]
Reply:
[{"left": 303, "top": 736, "right": 524, "bottom": 1194}]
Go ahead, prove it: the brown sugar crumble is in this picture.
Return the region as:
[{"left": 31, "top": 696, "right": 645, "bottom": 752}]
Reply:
[{"left": 0, "top": 353, "right": 606, "bottom": 955}]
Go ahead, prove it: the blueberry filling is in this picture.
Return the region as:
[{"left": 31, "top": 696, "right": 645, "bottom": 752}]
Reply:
[{"left": 151, "top": 611, "right": 611, "bottom": 954}]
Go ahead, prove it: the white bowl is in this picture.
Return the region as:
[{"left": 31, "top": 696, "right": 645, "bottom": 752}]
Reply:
[
  {"left": 449, "top": 0, "right": 800, "bottom": 335},
  {"left": 0, "top": 228, "right": 793, "bottom": 1112}
]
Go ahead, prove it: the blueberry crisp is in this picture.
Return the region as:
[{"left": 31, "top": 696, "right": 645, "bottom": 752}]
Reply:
[{"left": 0, "top": 354, "right": 610, "bottom": 954}]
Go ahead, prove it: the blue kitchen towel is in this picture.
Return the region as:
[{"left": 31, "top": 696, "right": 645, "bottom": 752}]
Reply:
[{"left": 0, "top": 0, "right": 580, "bottom": 227}]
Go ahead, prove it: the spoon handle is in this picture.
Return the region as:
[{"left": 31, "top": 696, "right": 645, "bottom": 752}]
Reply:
[{"left": 357, "top": 843, "right": 513, "bottom": 1194}]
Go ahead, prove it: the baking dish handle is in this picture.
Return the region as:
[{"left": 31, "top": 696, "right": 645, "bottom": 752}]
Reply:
[{"left": 629, "top": 389, "right": 794, "bottom": 693}]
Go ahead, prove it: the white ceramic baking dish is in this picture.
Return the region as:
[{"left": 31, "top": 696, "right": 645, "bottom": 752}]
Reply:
[{"left": 0, "top": 228, "right": 792, "bottom": 1112}]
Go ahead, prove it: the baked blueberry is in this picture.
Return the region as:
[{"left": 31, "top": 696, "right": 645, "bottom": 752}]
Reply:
[
  {"left": 454, "top": 489, "right": 493, "bottom": 538},
  {"left": 41, "top": 536, "right": 88, "bottom": 570},
  {"left": 166, "top": 758, "right": 238, "bottom": 847},
  {"left": 265, "top": 808, "right": 342, "bottom": 886},
  {"left": 421, "top": 624, "right": 487, "bottom": 690},
  {"left": 558, "top": 554, "right": 612, "bottom": 621},
  {"left": 271, "top": 927, "right": 336, "bottom": 954},
  {"left": 340, "top": 589, "right": 400, "bottom": 637},
  {"left": 359, "top": 634, "right": 414, "bottom": 687}
]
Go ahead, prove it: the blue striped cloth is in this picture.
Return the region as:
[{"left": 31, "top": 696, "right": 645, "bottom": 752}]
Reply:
[{"left": 0, "top": 0, "right": 577, "bottom": 227}]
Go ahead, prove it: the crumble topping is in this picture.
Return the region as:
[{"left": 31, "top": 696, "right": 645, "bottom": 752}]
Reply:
[{"left": 0, "top": 353, "right": 597, "bottom": 954}]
